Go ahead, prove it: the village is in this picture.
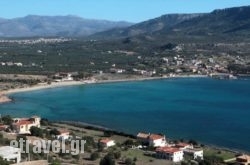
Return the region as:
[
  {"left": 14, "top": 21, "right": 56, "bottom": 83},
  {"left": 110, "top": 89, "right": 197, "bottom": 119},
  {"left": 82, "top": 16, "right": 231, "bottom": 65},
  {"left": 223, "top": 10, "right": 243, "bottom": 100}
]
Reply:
[{"left": 0, "top": 115, "right": 248, "bottom": 165}]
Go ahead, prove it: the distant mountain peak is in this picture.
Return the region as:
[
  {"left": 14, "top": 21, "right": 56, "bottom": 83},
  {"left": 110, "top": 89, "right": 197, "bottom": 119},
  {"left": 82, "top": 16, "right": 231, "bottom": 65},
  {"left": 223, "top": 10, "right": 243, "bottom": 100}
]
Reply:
[
  {"left": 90, "top": 5, "right": 250, "bottom": 41},
  {"left": 0, "top": 15, "right": 133, "bottom": 37}
]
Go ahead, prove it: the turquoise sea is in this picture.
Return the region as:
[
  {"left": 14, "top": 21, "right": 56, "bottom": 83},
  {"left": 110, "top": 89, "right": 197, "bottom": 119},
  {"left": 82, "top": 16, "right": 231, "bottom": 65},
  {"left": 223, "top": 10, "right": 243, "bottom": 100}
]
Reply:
[{"left": 0, "top": 78, "right": 250, "bottom": 151}]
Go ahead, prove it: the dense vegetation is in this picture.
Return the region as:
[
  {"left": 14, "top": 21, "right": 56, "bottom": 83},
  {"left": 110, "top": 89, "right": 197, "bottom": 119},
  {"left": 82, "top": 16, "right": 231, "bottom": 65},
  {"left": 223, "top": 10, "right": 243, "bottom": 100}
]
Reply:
[{"left": 1, "top": 6, "right": 250, "bottom": 75}]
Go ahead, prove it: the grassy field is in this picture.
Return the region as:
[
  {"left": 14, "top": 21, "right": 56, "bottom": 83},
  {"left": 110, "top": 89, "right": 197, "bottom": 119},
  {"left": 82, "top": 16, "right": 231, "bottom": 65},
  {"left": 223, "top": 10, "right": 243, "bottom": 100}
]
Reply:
[
  {"left": 45, "top": 122, "right": 239, "bottom": 165},
  {"left": 204, "top": 146, "right": 236, "bottom": 160},
  {"left": 49, "top": 122, "right": 175, "bottom": 165}
]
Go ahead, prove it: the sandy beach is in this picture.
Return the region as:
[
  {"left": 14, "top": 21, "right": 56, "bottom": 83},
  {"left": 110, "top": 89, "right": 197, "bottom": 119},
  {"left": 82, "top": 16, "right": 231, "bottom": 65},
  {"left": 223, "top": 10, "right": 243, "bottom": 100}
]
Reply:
[
  {"left": 0, "top": 74, "right": 208, "bottom": 104},
  {"left": 0, "top": 94, "right": 12, "bottom": 103},
  {"left": 4, "top": 81, "right": 85, "bottom": 95}
]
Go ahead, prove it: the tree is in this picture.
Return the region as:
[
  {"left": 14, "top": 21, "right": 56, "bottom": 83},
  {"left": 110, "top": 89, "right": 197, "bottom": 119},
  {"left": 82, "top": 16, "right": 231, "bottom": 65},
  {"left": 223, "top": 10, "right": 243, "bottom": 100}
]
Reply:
[
  {"left": 99, "top": 153, "right": 115, "bottom": 165},
  {"left": 90, "top": 152, "right": 99, "bottom": 161},
  {"left": 49, "top": 128, "right": 60, "bottom": 136},
  {"left": 123, "top": 139, "right": 134, "bottom": 146},
  {"left": 0, "top": 156, "right": 10, "bottom": 165},
  {"left": 125, "top": 158, "right": 135, "bottom": 165},
  {"left": 50, "top": 159, "right": 61, "bottom": 165},
  {"left": 1, "top": 115, "right": 13, "bottom": 125},
  {"left": 188, "top": 139, "right": 198, "bottom": 146},
  {"left": 114, "top": 151, "right": 121, "bottom": 159},
  {"left": 30, "top": 126, "right": 43, "bottom": 138},
  {"left": 40, "top": 118, "right": 49, "bottom": 126}
]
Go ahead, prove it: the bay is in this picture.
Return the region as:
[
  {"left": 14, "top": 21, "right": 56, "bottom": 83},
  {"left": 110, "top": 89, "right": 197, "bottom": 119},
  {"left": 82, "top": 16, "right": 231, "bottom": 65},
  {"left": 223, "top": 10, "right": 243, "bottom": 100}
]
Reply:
[{"left": 0, "top": 77, "right": 250, "bottom": 151}]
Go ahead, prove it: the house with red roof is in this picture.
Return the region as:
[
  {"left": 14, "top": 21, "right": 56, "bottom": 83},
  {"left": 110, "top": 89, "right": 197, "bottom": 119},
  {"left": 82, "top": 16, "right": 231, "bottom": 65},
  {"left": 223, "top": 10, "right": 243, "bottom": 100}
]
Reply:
[
  {"left": 99, "top": 138, "right": 115, "bottom": 148},
  {"left": 137, "top": 132, "right": 150, "bottom": 144},
  {"left": 0, "top": 124, "right": 8, "bottom": 131},
  {"left": 12, "top": 116, "right": 41, "bottom": 134},
  {"left": 148, "top": 134, "right": 166, "bottom": 147},
  {"left": 137, "top": 132, "right": 167, "bottom": 147},
  {"left": 155, "top": 146, "right": 184, "bottom": 162},
  {"left": 56, "top": 129, "right": 70, "bottom": 140},
  {"left": 183, "top": 148, "right": 203, "bottom": 160}
]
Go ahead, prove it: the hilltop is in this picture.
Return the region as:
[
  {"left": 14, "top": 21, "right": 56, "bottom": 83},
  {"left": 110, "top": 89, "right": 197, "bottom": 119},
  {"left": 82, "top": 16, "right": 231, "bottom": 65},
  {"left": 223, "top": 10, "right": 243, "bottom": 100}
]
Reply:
[
  {"left": 91, "top": 6, "right": 250, "bottom": 42},
  {"left": 90, "top": 13, "right": 203, "bottom": 40},
  {"left": 0, "top": 15, "right": 133, "bottom": 37}
]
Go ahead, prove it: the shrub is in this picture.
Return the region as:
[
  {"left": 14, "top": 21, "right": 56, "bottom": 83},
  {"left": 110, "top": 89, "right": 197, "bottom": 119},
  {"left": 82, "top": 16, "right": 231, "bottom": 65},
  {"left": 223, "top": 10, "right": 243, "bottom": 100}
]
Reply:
[
  {"left": 90, "top": 152, "right": 99, "bottom": 161},
  {"left": 125, "top": 158, "right": 134, "bottom": 165},
  {"left": 30, "top": 126, "right": 43, "bottom": 138},
  {"left": 99, "top": 153, "right": 115, "bottom": 165},
  {"left": 114, "top": 151, "right": 121, "bottom": 159}
]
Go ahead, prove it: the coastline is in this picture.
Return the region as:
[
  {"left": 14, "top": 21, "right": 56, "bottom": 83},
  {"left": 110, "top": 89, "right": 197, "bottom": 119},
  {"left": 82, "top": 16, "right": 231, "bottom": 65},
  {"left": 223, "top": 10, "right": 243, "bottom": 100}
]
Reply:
[
  {"left": 4, "top": 81, "right": 85, "bottom": 95},
  {"left": 1, "top": 75, "right": 249, "bottom": 155},
  {"left": 55, "top": 120, "right": 247, "bottom": 154},
  {"left": 0, "top": 74, "right": 208, "bottom": 103},
  {"left": 0, "top": 94, "right": 12, "bottom": 104}
]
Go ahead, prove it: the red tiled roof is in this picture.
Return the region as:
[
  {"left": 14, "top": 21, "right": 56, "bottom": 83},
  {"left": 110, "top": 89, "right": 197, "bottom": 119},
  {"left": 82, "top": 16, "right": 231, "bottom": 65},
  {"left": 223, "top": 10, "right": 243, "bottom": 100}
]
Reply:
[
  {"left": 176, "top": 143, "right": 192, "bottom": 148},
  {"left": 100, "top": 138, "right": 113, "bottom": 144},
  {"left": 59, "top": 130, "right": 70, "bottom": 134},
  {"left": 0, "top": 125, "right": 7, "bottom": 131},
  {"left": 13, "top": 120, "right": 33, "bottom": 126},
  {"left": 156, "top": 147, "right": 181, "bottom": 154},
  {"left": 149, "top": 134, "right": 164, "bottom": 140}
]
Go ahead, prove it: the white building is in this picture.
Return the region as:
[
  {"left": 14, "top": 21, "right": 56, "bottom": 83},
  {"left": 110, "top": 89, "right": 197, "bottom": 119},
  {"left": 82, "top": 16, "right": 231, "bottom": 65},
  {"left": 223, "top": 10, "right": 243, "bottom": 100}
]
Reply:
[
  {"left": 148, "top": 134, "right": 166, "bottom": 147},
  {"left": 137, "top": 132, "right": 150, "bottom": 144},
  {"left": 56, "top": 130, "right": 70, "bottom": 140},
  {"left": 236, "top": 155, "right": 250, "bottom": 165},
  {"left": 0, "top": 146, "right": 21, "bottom": 163},
  {"left": 14, "top": 62, "right": 23, "bottom": 67},
  {"left": 54, "top": 73, "right": 73, "bottom": 82},
  {"left": 99, "top": 139, "right": 115, "bottom": 148},
  {"left": 137, "top": 132, "right": 167, "bottom": 147},
  {"left": 184, "top": 148, "right": 203, "bottom": 160},
  {"left": 156, "top": 147, "right": 184, "bottom": 162},
  {"left": 12, "top": 116, "right": 41, "bottom": 134}
]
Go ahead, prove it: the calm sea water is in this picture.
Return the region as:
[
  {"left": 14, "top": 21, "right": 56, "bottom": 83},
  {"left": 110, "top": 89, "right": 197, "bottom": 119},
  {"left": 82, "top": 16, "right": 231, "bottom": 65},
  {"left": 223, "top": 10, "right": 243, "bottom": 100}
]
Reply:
[{"left": 0, "top": 78, "right": 250, "bottom": 151}]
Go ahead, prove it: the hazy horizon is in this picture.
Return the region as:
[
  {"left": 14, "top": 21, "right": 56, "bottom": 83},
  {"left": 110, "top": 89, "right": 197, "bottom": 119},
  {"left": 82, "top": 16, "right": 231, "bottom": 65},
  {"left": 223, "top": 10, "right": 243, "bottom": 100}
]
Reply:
[{"left": 1, "top": 0, "right": 249, "bottom": 23}]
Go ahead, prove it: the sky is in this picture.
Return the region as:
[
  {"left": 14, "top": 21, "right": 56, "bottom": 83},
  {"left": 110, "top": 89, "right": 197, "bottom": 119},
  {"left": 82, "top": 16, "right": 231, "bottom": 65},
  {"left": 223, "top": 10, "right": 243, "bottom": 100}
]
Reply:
[{"left": 0, "top": 0, "right": 249, "bottom": 23}]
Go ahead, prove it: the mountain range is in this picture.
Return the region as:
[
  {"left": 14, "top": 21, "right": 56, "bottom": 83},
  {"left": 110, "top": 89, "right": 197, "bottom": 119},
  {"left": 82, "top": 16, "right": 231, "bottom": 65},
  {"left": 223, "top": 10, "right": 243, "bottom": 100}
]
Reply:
[
  {"left": 0, "top": 15, "right": 133, "bottom": 37},
  {"left": 91, "top": 5, "right": 250, "bottom": 41},
  {"left": 90, "top": 13, "right": 204, "bottom": 40},
  {"left": 0, "top": 5, "right": 250, "bottom": 40}
]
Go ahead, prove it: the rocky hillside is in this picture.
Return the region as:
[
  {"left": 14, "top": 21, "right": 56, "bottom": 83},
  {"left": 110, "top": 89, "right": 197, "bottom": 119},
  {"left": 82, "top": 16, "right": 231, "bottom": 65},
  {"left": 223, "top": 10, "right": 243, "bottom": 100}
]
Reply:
[{"left": 0, "top": 15, "right": 133, "bottom": 37}]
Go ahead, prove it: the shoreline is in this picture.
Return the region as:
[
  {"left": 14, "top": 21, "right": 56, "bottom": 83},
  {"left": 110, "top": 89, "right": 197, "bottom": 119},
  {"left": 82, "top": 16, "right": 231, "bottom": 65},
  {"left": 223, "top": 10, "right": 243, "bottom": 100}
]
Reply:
[
  {"left": 55, "top": 120, "right": 248, "bottom": 155},
  {"left": 1, "top": 75, "right": 249, "bottom": 154},
  {"left": 0, "top": 74, "right": 208, "bottom": 103}
]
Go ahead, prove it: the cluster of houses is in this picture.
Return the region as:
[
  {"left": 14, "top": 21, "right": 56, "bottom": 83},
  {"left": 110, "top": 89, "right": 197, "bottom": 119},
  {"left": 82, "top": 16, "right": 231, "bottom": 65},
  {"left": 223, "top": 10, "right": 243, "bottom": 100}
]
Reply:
[
  {"left": 0, "top": 38, "right": 71, "bottom": 44},
  {"left": 53, "top": 72, "right": 74, "bottom": 82},
  {"left": 132, "top": 68, "right": 157, "bottom": 76},
  {"left": 0, "top": 62, "right": 23, "bottom": 67},
  {"left": 0, "top": 115, "right": 73, "bottom": 164},
  {"left": 99, "top": 132, "right": 204, "bottom": 163},
  {"left": 137, "top": 132, "right": 204, "bottom": 162},
  {"left": 110, "top": 68, "right": 126, "bottom": 74},
  {"left": 12, "top": 116, "right": 41, "bottom": 134},
  {"left": 0, "top": 116, "right": 41, "bottom": 163},
  {"left": 136, "top": 132, "right": 250, "bottom": 164},
  {"left": 0, "top": 116, "right": 249, "bottom": 164}
]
